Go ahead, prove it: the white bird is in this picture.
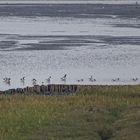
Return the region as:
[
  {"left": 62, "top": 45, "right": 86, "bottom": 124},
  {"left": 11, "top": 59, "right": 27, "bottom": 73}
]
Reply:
[
  {"left": 7, "top": 78, "right": 11, "bottom": 85},
  {"left": 32, "top": 78, "right": 37, "bottom": 81},
  {"left": 3, "top": 77, "right": 11, "bottom": 85},
  {"left": 112, "top": 79, "right": 116, "bottom": 82},
  {"left": 61, "top": 74, "right": 67, "bottom": 81},
  {"left": 3, "top": 77, "right": 8, "bottom": 82},
  {"left": 132, "top": 78, "right": 138, "bottom": 81},
  {"left": 20, "top": 77, "right": 25, "bottom": 82},
  {"left": 112, "top": 78, "right": 120, "bottom": 82},
  {"left": 89, "top": 75, "right": 96, "bottom": 82},
  {"left": 32, "top": 78, "right": 37, "bottom": 85},
  {"left": 3, "top": 77, "right": 6, "bottom": 81},
  {"left": 77, "top": 79, "right": 84, "bottom": 82},
  {"left": 46, "top": 76, "right": 51, "bottom": 83},
  {"left": 20, "top": 77, "right": 25, "bottom": 85}
]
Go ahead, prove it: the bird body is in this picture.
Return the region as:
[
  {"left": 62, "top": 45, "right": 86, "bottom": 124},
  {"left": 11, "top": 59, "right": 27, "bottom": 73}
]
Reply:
[
  {"left": 3, "top": 77, "right": 11, "bottom": 85},
  {"left": 32, "top": 78, "right": 37, "bottom": 81},
  {"left": 89, "top": 75, "right": 96, "bottom": 82},
  {"left": 20, "top": 77, "right": 25, "bottom": 82},
  {"left": 112, "top": 78, "right": 120, "bottom": 82},
  {"left": 77, "top": 79, "right": 84, "bottom": 82},
  {"left": 132, "top": 78, "right": 138, "bottom": 81},
  {"left": 32, "top": 78, "right": 37, "bottom": 85},
  {"left": 46, "top": 76, "right": 51, "bottom": 83},
  {"left": 61, "top": 74, "right": 67, "bottom": 81}
]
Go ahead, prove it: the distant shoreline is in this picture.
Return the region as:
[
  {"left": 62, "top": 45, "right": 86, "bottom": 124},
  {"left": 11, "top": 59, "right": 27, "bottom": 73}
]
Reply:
[{"left": 0, "top": 0, "right": 137, "bottom": 5}]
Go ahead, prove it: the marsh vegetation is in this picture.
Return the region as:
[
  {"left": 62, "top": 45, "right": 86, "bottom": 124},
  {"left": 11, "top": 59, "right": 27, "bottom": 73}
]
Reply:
[{"left": 0, "top": 85, "right": 140, "bottom": 140}]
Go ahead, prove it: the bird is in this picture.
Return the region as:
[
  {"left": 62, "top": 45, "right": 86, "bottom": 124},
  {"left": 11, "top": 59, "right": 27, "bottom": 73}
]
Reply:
[
  {"left": 32, "top": 78, "right": 37, "bottom": 81},
  {"left": 132, "top": 78, "right": 138, "bottom": 81},
  {"left": 81, "top": 78, "right": 84, "bottom": 82},
  {"left": 7, "top": 78, "right": 11, "bottom": 85},
  {"left": 112, "top": 79, "right": 116, "bottom": 82},
  {"left": 20, "top": 77, "right": 25, "bottom": 82},
  {"left": 77, "top": 79, "right": 84, "bottom": 82},
  {"left": 3, "top": 77, "right": 7, "bottom": 81},
  {"left": 61, "top": 74, "right": 67, "bottom": 81},
  {"left": 3, "top": 77, "right": 11, "bottom": 85},
  {"left": 20, "top": 77, "right": 25, "bottom": 85},
  {"left": 32, "top": 78, "right": 37, "bottom": 85},
  {"left": 112, "top": 78, "right": 120, "bottom": 82},
  {"left": 77, "top": 79, "right": 81, "bottom": 82},
  {"left": 89, "top": 75, "right": 93, "bottom": 81},
  {"left": 89, "top": 75, "right": 96, "bottom": 82},
  {"left": 117, "top": 78, "right": 120, "bottom": 81},
  {"left": 46, "top": 76, "right": 51, "bottom": 83}
]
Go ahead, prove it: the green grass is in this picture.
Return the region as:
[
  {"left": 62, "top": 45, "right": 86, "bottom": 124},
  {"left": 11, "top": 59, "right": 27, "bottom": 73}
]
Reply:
[{"left": 0, "top": 85, "right": 140, "bottom": 140}]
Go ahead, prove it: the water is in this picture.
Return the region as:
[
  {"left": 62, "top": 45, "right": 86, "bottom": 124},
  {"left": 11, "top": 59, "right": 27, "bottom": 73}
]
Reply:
[
  {"left": 0, "top": 2, "right": 140, "bottom": 90},
  {"left": 0, "top": 0, "right": 137, "bottom": 4}
]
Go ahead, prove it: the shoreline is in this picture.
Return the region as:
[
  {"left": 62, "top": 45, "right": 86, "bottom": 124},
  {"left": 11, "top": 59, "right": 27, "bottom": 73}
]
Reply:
[
  {"left": 1, "top": 84, "right": 140, "bottom": 95},
  {"left": 0, "top": 0, "right": 137, "bottom": 5}
]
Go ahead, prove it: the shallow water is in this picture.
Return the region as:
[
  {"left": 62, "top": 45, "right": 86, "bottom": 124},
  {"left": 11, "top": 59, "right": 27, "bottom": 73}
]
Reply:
[
  {"left": 0, "top": 3, "right": 140, "bottom": 90},
  {"left": 0, "top": 0, "right": 137, "bottom": 4}
]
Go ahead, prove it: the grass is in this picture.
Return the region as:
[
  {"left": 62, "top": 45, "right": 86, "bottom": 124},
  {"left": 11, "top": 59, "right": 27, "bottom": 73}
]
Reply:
[{"left": 0, "top": 85, "right": 140, "bottom": 140}]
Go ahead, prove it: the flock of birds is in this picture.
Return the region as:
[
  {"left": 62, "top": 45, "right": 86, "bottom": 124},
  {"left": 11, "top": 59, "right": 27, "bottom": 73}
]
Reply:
[
  {"left": 2, "top": 74, "right": 139, "bottom": 86},
  {"left": 3, "top": 74, "right": 68, "bottom": 86}
]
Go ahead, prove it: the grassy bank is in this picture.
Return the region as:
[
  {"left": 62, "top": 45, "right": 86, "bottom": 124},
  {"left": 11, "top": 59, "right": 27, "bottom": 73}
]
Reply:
[{"left": 0, "top": 85, "right": 140, "bottom": 140}]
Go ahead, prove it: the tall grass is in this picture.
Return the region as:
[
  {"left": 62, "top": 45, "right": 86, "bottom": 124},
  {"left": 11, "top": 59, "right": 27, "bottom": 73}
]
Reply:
[{"left": 0, "top": 85, "right": 140, "bottom": 140}]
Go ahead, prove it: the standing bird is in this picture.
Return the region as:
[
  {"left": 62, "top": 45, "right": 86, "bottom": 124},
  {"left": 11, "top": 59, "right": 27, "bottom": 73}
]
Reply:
[
  {"left": 46, "top": 76, "right": 51, "bottom": 83},
  {"left": 3, "top": 77, "right": 8, "bottom": 82},
  {"left": 132, "top": 78, "right": 138, "bottom": 81},
  {"left": 61, "top": 74, "right": 67, "bottom": 81},
  {"left": 3, "top": 77, "right": 11, "bottom": 85},
  {"left": 89, "top": 75, "right": 96, "bottom": 82},
  {"left": 20, "top": 77, "right": 25, "bottom": 82},
  {"left": 32, "top": 78, "right": 37, "bottom": 85},
  {"left": 20, "top": 77, "right": 25, "bottom": 85},
  {"left": 77, "top": 78, "right": 84, "bottom": 82},
  {"left": 117, "top": 78, "right": 120, "bottom": 81},
  {"left": 7, "top": 78, "right": 11, "bottom": 85},
  {"left": 112, "top": 78, "right": 120, "bottom": 82}
]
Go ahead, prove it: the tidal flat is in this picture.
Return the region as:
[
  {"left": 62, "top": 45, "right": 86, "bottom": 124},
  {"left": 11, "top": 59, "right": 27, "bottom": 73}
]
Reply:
[{"left": 0, "top": 3, "right": 140, "bottom": 90}]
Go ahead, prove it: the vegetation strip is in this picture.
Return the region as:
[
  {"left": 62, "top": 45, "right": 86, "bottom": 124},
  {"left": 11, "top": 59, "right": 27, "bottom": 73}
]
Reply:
[{"left": 0, "top": 85, "right": 139, "bottom": 139}]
